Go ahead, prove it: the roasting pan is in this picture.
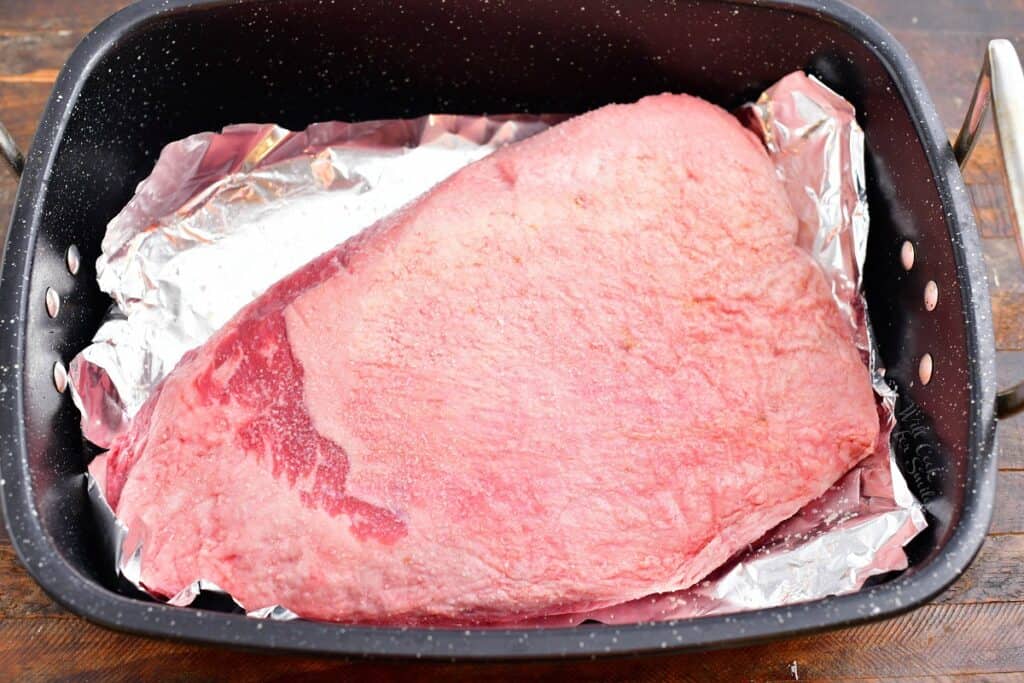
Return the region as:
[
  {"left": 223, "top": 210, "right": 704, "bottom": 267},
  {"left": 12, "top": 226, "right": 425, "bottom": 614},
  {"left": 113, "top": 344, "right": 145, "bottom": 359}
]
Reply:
[{"left": 0, "top": 0, "right": 1013, "bottom": 659}]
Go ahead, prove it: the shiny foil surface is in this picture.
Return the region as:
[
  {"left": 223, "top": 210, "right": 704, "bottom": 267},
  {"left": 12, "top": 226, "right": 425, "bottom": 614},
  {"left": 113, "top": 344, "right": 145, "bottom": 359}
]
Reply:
[{"left": 77, "top": 73, "right": 926, "bottom": 624}]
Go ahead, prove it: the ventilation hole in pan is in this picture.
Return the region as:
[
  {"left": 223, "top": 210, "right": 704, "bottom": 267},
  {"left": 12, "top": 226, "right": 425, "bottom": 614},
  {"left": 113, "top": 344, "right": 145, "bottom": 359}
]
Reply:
[
  {"left": 53, "top": 361, "right": 68, "bottom": 394},
  {"left": 924, "top": 280, "right": 938, "bottom": 311},
  {"left": 919, "top": 353, "right": 933, "bottom": 386},
  {"left": 44, "top": 287, "right": 60, "bottom": 318},
  {"left": 901, "top": 241, "right": 915, "bottom": 270},
  {"left": 66, "top": 245, "right": 81, "bottom": 275}
]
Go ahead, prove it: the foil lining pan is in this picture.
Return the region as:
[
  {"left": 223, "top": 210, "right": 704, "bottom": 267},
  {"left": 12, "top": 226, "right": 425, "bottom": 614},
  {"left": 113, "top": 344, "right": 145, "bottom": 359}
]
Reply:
[{"left": 74, "top": 71, "right": 926, "bottom": 624}]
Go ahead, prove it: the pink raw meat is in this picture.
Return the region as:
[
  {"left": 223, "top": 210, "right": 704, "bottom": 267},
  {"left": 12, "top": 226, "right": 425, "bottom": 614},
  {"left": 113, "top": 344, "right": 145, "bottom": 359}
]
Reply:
[{"left": 95, "top": 94, "right": 879, "bottom": 624}]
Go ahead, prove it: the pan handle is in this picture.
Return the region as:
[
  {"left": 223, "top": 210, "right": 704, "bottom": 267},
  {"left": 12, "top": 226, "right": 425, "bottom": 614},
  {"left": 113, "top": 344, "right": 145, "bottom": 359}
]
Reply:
[
  {"left": 954, "top": 39, "right": 1024, "bottom": 418},
  {"left": 0, "top": 120, "right": 23, "bottom": 178}
]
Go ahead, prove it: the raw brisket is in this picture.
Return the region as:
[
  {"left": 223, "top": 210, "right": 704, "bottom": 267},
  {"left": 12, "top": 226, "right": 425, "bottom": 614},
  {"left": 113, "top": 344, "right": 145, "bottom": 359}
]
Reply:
[{"left": 95, "top": 94, "right": 879, "bottom": 624}]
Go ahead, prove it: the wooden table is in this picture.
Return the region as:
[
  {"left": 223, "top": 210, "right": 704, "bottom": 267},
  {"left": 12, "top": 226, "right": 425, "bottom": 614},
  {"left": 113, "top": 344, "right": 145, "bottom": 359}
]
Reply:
[{"left": 1, "top": 1, "right": 1022, "bottom": 680}]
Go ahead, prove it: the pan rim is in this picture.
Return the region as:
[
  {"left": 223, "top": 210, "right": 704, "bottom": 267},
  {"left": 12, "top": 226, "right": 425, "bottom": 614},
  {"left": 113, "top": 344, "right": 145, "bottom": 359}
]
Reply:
[{"left": 0, "top": 0, "right": 999, "bottom": 660}]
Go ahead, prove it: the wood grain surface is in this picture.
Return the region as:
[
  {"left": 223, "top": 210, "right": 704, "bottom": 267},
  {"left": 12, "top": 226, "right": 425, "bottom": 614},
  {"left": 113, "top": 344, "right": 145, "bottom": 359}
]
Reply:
[{"left": 1, "top": 1, "right": 1022, "bottom": 680}]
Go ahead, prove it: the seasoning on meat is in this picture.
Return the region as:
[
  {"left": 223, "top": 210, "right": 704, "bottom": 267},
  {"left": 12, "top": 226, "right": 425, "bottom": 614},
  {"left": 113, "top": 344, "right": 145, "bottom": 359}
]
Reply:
[{"left": 94, "top": 93, "right": 879, "bottom": 624}]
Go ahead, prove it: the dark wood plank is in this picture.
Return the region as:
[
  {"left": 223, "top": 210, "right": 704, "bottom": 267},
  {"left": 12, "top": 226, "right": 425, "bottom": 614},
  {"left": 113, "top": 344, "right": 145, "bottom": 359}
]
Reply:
[
  {"left": 855, "top": 0, "right": 1024, "bottom": 34},
  {"left": 933, "top": 534, "right": 1024, "bottom": 605},
  {"left": 0, "top": 31, "right": 79, "bottom": 81},
  {"left": 983, "top": 238, "right": 1024, "bottom": 351},
  {"left": 0, "top": 543, "right": 68, "bottom": 620},
  {"left": 852, "top": 0, "right": 1024, "bottom": 127},
  {"left": 999, "top": 417, "right": 1024, "bottom": 470},
  {"left": 992, "top": 471, "right": 1024, "bottom": 533},
  {"left": 993, "top": 292, "right": 1024, "bottom": 352},
  {"left": 963, "top": 138, "right": 1016, "bottom": 240},
  {"left": 997, "top": 352, "right": 1024, "bottom": 470},
  {"left": 0, "top": 0, "right": 128, "bottom": 33}
]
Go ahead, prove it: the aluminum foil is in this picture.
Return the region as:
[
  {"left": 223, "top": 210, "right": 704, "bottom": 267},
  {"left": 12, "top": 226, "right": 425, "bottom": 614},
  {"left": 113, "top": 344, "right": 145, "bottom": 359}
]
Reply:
[{"left": 75, "top": 72, "right": 926, "bottom": 624}]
